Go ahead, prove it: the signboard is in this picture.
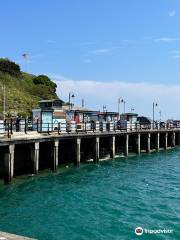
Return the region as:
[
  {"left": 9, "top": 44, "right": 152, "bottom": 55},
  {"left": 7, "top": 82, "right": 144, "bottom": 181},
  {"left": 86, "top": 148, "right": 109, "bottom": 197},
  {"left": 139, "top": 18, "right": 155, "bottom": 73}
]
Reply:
[
  {"left": 32, "top": 110, "right": 41, "bottom": 123},
  {"left": 53, "top": 110, "right": 66, "bottom": 119},
  {"left": 42, "top": 111, "right": 53, "bottom": 131}
]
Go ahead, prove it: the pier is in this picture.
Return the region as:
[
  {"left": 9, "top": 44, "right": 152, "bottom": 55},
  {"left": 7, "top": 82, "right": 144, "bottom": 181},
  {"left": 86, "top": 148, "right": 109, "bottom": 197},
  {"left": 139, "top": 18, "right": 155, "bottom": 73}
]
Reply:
[{"left": 0, "top": 125, "right": 180, "bottom": 184}]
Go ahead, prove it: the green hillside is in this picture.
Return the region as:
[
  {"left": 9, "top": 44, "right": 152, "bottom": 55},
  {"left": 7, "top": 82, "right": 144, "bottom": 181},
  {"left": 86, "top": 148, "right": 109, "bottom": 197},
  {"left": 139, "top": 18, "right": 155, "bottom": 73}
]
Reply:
[{"left": 0, "top": 58, "right": 60, "bottom": 118}]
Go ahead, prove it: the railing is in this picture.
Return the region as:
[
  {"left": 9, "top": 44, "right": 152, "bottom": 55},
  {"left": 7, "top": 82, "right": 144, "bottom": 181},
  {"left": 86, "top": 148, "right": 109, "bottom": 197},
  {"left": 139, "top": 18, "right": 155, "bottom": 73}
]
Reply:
[{"left": 0, "top": 120, "right": 179, "bottom": 138}]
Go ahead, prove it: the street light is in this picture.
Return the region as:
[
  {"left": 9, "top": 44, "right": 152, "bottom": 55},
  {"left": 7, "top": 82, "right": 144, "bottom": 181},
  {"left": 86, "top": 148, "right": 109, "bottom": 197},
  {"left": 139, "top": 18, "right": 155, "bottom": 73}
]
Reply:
[
  {"left": 103, "top": 105, "right": 107, "bottom": 112},
  {"left": 159, "top": 111, "right": 162, "bottom": 122},
  {"left": 153, "top": 102, "right": 158, "bottom": 129},
  {"left": 131, "top": 108, "right": 135, "bottom": 112},
  {"left": 123, "top": 100, "right": 126, "bottom": 114},
  {"left": 118, "top": 97, "right": 124, "bottom": 119},
  {"left": 22, "top": 53, "right": 29, "bottom": 73},
  {"left": 68, "top": 92, "right": 75, "bottom": 110},
  {"left": 1, "top": 85, "right": 5, "bottom": 120},
  {"left": 118, "top": 97, "right": 126, "bottom": 119},
  {"left": 82, "top": 99, "right": 85, "bottom": 108},
  {"left": 102, "top": 105, "right": 108, "bottom": 121}
]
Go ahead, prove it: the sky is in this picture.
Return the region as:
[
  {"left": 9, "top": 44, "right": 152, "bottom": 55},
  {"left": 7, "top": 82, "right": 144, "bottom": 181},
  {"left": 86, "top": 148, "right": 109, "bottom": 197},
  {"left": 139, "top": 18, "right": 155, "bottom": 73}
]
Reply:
[{"left": 1, "top": 0, "right": 180, "bottom": 119}]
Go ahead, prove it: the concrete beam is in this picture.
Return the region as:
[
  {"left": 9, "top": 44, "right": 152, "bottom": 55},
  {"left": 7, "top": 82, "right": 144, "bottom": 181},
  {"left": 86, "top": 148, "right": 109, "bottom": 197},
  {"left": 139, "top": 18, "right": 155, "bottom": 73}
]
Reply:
[
  {"left": 171, "top": 132, "right": 175, "bottom": 147},
  {"left": 4, "top": 144, "right": 15, "bottom": 184},
  {"left": 125, "top": 134, "right": 129, "bottom": 156},
  {"left": 76, "top": 138, "right": 81, "bottom": 166},
  {"left": 94, "top": 137, "right": 99, "bottom": 162},
  {"left": 164, "top": 132, "right": 168, "bottom": 150},
  {"left": 110, "top": 136, "right": 115, "bottom": 159},
  {"left": 30, "top": 142, "right": 39, "bottom": 174},
  {"left": 155, "top": 133, "right": 160, "bottom": 151},
  {"left": 177, "top": 132, "right": 180, "bottom": 145},
  {"left": 52, "top": 140, "right": 59, "bottom": 170},
  {"left": 137, "top": 134, "right": 141, "bottom": 154},
  {"left": 147, "top": 133, "right": 151, "bottom": 153}
]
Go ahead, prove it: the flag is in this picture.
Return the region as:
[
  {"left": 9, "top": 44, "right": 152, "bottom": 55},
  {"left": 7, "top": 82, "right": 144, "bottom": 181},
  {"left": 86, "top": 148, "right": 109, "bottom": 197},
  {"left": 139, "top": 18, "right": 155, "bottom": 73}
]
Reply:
[{"left": 22, "top": 53, "right": 28, "bottom": 59}]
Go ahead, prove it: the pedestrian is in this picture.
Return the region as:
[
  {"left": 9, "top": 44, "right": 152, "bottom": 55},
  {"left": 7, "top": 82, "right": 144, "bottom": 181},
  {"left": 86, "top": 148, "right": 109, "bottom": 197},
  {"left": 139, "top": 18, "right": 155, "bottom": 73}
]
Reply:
[{"left": 16, "top": 116, "right": 21, "bottom": 132}]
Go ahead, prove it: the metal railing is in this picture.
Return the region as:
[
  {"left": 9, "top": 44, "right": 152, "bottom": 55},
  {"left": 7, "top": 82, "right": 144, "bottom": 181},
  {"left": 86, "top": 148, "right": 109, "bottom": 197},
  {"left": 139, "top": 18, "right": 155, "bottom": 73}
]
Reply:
[{"left": 0, "top": 120, "right": 179, "bottom": 138}]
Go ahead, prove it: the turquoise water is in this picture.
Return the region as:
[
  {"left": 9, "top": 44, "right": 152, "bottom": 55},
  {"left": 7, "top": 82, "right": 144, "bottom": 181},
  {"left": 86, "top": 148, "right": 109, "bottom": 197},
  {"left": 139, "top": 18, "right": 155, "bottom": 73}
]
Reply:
[{"left": 0, "top": 149, "right": 180, "bottom": 240}]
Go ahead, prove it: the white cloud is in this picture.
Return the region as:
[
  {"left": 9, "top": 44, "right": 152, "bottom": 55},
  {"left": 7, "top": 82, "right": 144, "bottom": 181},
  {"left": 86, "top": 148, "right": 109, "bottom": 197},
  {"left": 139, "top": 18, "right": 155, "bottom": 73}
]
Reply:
[
  {"left": 52, "top": 75, "right": 180, "bottom": 120},
  {"left": 168, "top": 10, "right": 176, "bottom": 17},
  {"left": 92, "top": 48, "right": 111, "bottom": 54},
  {"left": 169, "top": 50, "right": 180, "bottom": 58},
  {"left": 80, "top": 41, "right": 96, "bottom": 46},
  {"left": 92, "top": 46, "right": 122, "bottom": 55},
  {"left": 84, "top": 58, "right": 92, "bottom": 63},
  {"left": 46, "top": 40, "right": 56, "bottom": 44},
  {"left": 122, "top": 39, "right": 131, "bottom": 43},
  {"left": 154, "top": 37, "right": 180, "bottom": 43},
  {"left": 169, "top": 50, "right": 180, "bottom": 54}
]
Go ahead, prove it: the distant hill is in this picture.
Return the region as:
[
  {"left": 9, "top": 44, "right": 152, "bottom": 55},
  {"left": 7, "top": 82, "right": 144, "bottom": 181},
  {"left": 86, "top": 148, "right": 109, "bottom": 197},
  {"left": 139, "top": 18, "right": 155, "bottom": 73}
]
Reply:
[{"left": 0, "top": 58, "right": 62, "bottom": 118}]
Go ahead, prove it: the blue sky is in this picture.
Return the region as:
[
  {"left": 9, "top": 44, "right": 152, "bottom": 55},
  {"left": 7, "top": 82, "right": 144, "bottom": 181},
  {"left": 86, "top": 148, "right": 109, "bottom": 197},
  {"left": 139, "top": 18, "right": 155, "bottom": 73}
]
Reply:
[{"left": 1, "top": 0, "right": 180, "bottom": 119}]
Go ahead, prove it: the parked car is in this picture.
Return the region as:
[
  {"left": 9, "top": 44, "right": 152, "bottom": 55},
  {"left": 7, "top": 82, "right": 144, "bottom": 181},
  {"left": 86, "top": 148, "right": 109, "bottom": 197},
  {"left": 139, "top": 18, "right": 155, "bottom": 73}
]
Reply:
[
  {"left": 160, "top": 121, "right": 166, "bottom": 128},
  {"left": 137, "top": 116, "right": 151, "bottom": 129},
  {"left": 173, "top": 121, "right": 180, "bottom": 128}
]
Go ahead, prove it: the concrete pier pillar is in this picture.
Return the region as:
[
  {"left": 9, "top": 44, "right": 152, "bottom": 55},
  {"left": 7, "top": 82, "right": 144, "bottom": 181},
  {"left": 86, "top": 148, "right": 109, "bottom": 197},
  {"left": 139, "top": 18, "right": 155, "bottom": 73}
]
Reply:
[
  {"left": 125, "top": 134, "right": 129, "bottom": 156},
  {"left": 137, "top": 134, "right": 141, "bottom": 154},
  {"left": 147, "top": 133, "right": 151, "bottom": 153},
  {"left": 164, "top": 132, "right": 168, "bottom": 150},
  {"left": 171, "top": 132, "right": 175, "bottom": 147},
  {"left": 52, "top": 140, "right": 59, "bottom": 170},
  {"left": 155, "top": 133, "right": 160, "bottom": 151},
  {"left": 76, "top": 138, "right": 81, "bottom": 166},
  {"left": 177, "top": 132, "right": 180, "bottom": 145},
  {"left": 4, "top": 144, "right": 15, "bottom": 184},
  {"left": 31, "top": 142, "right": 39, "bottom": 174},
  {"left": 110, "top": 136, "right": 115, "bottom": 159},
  {"left": 94, "top": 137, "right": 99, "bottom": 162}
]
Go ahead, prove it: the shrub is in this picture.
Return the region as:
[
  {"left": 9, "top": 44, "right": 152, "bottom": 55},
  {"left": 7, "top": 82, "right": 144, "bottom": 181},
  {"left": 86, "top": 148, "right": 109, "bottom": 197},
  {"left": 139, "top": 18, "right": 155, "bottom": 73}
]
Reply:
[
  {"left": 0, "top": 58, "right": 21, "bottom": 77},
  {"left": 33, "top": 75, "right": 57, "bottom": 89}
]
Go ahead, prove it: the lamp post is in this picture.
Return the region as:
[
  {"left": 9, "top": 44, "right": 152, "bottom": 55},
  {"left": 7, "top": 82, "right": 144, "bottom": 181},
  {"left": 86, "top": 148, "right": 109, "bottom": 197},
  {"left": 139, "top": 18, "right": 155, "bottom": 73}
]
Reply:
[
  {"left": 123, "top": 100, "right": 126, "bottom": 114},
  {"left": 118, "top": 97, "right": 124, "bottom": 120},
  {"left": 82, "top": 99, "right": 85, "bottom": 108},
  {"left": 68, "top": 92, "right": 75, "bottom": 110},
  {"left": 1, "top": 85, "right": 5, "bottom": 120},
  {"left": 103, "top": 105, "right": 107, "bottom": 112},
  {"left": 118, "top": 97, "right": 126, "bottom": 119},
  {"left": 153, "top": 102, "right": 158, "bottom": 129},
  {"left": 103, "top": 105, "right": 108, "bottom": 121},
  {"left": 22, "top": 53, "right": 29, "bottom": 73},
  {"left": 131, "top": 108, "right": 134, "bottom": 112},
  {"left": 159, "top": 111, "right": 161, "bottom": 122}
]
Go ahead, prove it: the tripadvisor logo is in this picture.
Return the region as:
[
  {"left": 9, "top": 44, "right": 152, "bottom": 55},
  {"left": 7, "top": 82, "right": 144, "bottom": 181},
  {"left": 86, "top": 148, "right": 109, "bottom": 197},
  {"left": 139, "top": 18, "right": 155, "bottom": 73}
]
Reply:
[
  {"left": 135, "top": 226, "right": 173, "bottom": 236},
  {"left": 135, "top": 227, "right": 143, "bottom": 236}
]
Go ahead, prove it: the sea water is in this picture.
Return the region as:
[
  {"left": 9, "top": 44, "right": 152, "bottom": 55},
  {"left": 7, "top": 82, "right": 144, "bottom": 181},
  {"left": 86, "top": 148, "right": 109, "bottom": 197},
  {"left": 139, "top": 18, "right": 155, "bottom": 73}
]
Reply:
[{"left": 0, "top": 149, "right": 179, "bottom": 240}]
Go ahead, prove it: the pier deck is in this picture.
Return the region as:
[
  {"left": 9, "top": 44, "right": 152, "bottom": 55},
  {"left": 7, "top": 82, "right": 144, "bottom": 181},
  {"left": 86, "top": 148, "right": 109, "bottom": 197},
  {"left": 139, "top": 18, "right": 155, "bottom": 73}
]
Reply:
[
  {"left": 0, "top": 128, "right": 180, "bottom": 146},
  {"left": 0, "top": 128, "right": 180, "bottom": 184}
]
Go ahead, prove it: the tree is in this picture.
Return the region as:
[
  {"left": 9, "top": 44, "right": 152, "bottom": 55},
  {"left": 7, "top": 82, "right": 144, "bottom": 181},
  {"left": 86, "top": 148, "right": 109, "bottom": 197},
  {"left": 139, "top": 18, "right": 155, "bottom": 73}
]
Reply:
[
  {"left": 33, "top": 75, "right": 57, "bottom": 89},
  {"left": 0, "top": 58, "right": 21, "bottom": 77},
  {"left": 33, "top": 75, "right": 57, "bottom": 95}
]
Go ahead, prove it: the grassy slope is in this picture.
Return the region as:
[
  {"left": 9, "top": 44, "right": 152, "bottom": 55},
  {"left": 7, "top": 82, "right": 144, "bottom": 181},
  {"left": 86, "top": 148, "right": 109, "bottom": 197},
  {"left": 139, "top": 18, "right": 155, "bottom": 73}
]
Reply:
[{"left": 0, "top": 71, "right": 58, "bottom": 117}]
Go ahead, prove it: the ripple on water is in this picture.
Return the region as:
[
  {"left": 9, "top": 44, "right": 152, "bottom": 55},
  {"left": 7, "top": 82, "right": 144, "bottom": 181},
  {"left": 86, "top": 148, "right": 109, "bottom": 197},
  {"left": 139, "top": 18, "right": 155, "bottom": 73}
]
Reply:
[{"left": 0, "top": 149, "right": 179, "bottom": 240}]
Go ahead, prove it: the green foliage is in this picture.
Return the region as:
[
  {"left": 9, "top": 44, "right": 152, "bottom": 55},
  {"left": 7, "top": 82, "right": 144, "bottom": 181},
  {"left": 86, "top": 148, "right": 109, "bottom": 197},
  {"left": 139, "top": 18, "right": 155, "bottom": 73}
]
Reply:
[
  {"left": 30, "top": 84, "right": 58, "bottom": 99},
  {"left": 0, "top": 58, "right": 21, "bottom": 77},
  {"left": 33, "top": 75, "right": 57, "bottom": 88},
  {"left": 0, "top": 62, "right": 61, "bottom": 118}
]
